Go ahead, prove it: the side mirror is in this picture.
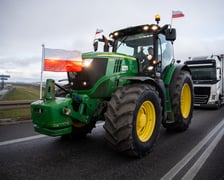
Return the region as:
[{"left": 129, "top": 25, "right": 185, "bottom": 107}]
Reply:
[
  {"left": 93, "top": 41, "right": 98, "bottom": 51},
  {"left": 165, "top": 28, "right": 176, "bottom": 41},
  {"left": 176, "top": 60, "right": 181, "bottom": 64}
]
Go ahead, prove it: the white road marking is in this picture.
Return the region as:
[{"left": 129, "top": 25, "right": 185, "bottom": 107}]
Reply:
[
  {"left": 182, "top": 127, "right": 224, "bottom": 180},
  {"left": 161, "top": 119, "right": 224, "bottom": 180},
  {"left": 0, "top": 120, "right": 223, "bottom": 179},
  {"left": 0, "top": 122, "right": 104, "bottom": 147},
  {"left": 0, "top": 134, "right": 46, "bottom": 146}
]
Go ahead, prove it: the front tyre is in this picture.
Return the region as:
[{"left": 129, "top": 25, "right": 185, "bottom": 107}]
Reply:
[{"left": 104, "top": 84, "right": 162, "bottom": 157}]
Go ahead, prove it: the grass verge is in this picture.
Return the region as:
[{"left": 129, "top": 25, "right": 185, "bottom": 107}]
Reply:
[
  {"left": 0, "top": 108, "right": 31, "bottom": 120},
  {"left": 1, "top": 84, "right": 40, "bottom": 120}
]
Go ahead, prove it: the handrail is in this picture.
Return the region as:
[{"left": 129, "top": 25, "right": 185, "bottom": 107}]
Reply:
[{"left": 0, "top": 100, "right": 34, "bottom": 110}]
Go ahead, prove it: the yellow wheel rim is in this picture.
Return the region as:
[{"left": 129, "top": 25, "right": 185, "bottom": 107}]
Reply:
[
  {"left": 136, "top": 101, "right": 156, "bottom": 142},
  {"left": 181, "top": 83, "right": 192, "bottom": 118}
]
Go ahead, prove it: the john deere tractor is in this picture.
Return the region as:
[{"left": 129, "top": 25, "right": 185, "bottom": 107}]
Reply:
[{"left": 31, "top": 15, "right": 193, "bottom": 157}]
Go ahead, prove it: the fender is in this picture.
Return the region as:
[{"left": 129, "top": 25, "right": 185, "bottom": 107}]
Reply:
[
  {"left": 168, "top": 64, "right": 191, "bottom": 91},
  {"left": 162, "top": 63, "right": 191, "bottom": 112},
  {"left": 162, "top": 63, "right": 191, "bottom": 85}
]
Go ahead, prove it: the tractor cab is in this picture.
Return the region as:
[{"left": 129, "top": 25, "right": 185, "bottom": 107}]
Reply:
[
  {"left": 109, "top": 15, "right": 176, "bottom": 76},
  {"left": 94, "top": 15, "right": 176, "bottom": 77},
  {"left": 111, "top": 30, "right": 174, "bottom": 75}
]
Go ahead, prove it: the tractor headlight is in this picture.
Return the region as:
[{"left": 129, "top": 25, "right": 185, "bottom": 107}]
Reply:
[
  {"left": 147, "top": 66, "right": 154, "bottom": 71},
  {"left": 147, "top": 55, "right": 153, "bottom": 60},
  {"left": 82, "top": 59, "right": 93, "bottom": 67},
  {"left": 143, "top": 25, "right": 150, "bottom": 31},
  {"left": 151, "top": 24, "right": 159, "bottom": 31},
  {"left": 109, "top": 32, "right": 119, "bottom": 39}
]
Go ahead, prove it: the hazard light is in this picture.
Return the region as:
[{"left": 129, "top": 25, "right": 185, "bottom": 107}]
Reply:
[{"left": 155, "top": 14, "right": 160, "bottom": 24}]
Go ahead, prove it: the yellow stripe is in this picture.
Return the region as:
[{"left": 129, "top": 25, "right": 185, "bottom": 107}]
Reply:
[{"left": 97, "top": 54, "right": 136, "bottom": 61}]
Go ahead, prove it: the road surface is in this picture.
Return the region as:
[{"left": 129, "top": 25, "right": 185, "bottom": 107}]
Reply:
[{"left": 0, "top": 107, "right": 224, "bottom": 180}]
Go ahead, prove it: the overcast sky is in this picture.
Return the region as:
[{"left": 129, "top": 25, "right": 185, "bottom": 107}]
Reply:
[{"left": 0, "top": 0, "right": 224, "bottom": 82}]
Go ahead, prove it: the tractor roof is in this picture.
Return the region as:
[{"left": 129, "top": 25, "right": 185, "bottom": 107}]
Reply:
[{"left": 109, "top": 24, "right": 160, "bottom": 39}]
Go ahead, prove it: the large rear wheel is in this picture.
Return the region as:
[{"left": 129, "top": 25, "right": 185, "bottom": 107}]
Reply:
[{"left": 104, "top": 84, "right": 162, "bottom": 157}]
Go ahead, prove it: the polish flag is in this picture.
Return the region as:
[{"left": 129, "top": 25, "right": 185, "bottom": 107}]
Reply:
[
  {"left": 43, "top": 48, "right": 82, "bottom": 72},
  {"left": 172, "top": 10, "right": 184, "bottom": 18},
  {"left": 95, "top": 28, "right": 103, "bottom": 34}
]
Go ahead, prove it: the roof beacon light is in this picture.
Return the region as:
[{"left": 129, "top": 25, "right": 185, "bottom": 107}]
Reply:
[{"left": 155, "top": 14, "right": 160, "bottom": 24}]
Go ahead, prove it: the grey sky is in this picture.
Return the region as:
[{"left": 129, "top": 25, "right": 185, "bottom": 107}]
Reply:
[{"left": 0, "top": 0, "right": 224, "bottom": 82}]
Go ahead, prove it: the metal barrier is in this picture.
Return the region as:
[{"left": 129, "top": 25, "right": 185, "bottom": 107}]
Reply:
[{"left": 0, "top": 100, "right": 34, "bottom": 110}]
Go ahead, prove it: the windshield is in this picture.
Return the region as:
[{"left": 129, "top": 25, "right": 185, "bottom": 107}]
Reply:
[
  {"left": 190, "top": 66, "right": 217, "bottom": 81},
  {"left": 158, "top": 34, "right": 173, "bottom": 70},
  {"left": 114, "top": 33, "right": 153, "bottom": 57}
]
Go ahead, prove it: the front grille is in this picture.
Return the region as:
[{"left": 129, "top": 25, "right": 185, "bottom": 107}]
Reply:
[
  {"left": 194, "top": 87, "right": 210, "bottom": 104},
  {"left": 113, "top": 59, "right": 122, "bottom": 73},
  {"left": 70, "top": 58, "right": 108, "bottom": 90}
]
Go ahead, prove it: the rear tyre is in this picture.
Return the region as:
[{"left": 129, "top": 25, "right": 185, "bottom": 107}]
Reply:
[
  {"left": 163, "top": 70, "right": 193, "bottom": 131},
  {"left": 104, "top": 84, "right": 162, "bottom": 157}
]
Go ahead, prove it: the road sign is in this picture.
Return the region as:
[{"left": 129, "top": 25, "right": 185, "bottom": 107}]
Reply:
[
  {"left": 0, "top": 74, "right": 10, "bottom": 89},
  {"left": 0, "top": 75, "right": 10, "bottom": 78}
]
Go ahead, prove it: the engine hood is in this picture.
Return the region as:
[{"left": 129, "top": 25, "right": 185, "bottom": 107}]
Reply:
[{"left": 82, "top": 52, "right": 136, "bottom": 60}]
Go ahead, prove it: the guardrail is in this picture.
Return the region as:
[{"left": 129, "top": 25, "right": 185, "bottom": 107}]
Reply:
[{"left": 0, "top": 100, "right": 34, "bottom": 110}]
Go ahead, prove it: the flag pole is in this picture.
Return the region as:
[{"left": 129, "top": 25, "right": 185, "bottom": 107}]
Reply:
[
  {"left": 93, "top": 30, "right": 97, "bottom": 46},
  {"left": 40, "top": 44, "right": 45, "bottom": 99},
  {"left": 93, "top": 29, "right": 99, "bottom": 50},
  {"left": 170, "top": 11, "right": 173, "bottom": 28}
]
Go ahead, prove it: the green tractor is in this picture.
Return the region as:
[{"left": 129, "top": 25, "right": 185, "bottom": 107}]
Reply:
[{"left": 31, "top": 15, "right": 193, "bottom": 157}]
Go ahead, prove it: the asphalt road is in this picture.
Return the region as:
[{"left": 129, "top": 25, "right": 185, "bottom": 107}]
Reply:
[
  {"left": 0, "top": 107, "right": 224, "bottom": 180},
  {"left": 0, "top": 89, "right": 9, "bottom": 100}
]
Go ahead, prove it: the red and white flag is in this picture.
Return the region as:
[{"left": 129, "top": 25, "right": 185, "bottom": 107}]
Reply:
[
  {"left": 95, "top": 28, "right": 103, "bottom": 35},
  {"left": 172, "top": 10, "right": 184, "bottom": 18},
  {"left": 43, "top": 48, "right": 82, "bottom": 72}
]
